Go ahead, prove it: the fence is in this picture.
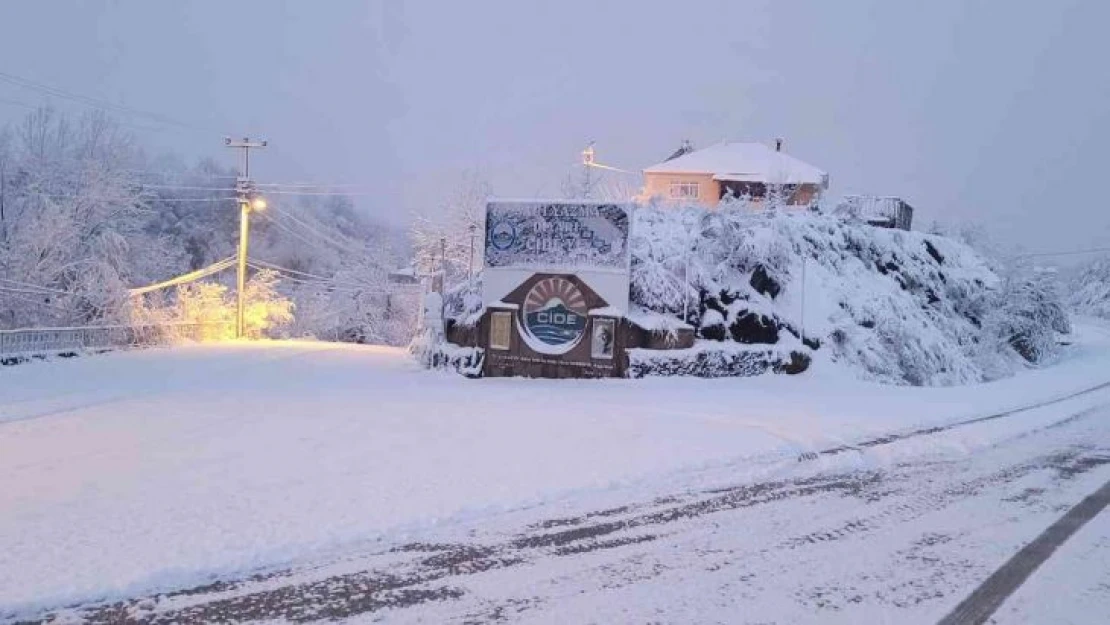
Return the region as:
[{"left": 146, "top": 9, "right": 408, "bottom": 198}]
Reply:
[{"left": 0, "top": 323, "right": 235, "bottom": 358}]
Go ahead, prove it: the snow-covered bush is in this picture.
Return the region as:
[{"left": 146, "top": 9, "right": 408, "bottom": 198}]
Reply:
[
  {"left": 1069, "top": 255, "right": 1110, "bottom": 319},
  {"left": 242, "top": 269, "right": 295, "bottom": 338},
  {"left": 442, "top": 276, "right": 483, "bottom": 326},
  {"left": 132, "top": 270, "right": 294, "bottom": 340},
  {"left": 629, "top": 343, "right": 809, "bottom": 378}
]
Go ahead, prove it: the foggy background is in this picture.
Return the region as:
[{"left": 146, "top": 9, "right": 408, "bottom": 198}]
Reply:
[{"left": 1, "top": 0, "right": 1106, "bottom": 254}]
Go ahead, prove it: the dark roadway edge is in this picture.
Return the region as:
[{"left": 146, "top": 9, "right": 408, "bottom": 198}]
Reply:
[
  {"left": 811, "top": 378, "right": 1110, "bottom": 460},
  {"left": 937, "top": 477, "right": 1110, "bottom": 625}
]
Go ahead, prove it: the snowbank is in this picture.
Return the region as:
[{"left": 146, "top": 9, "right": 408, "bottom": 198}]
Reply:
[{"left": 631, "top": 205, "right": 1066, "bottom": 385}]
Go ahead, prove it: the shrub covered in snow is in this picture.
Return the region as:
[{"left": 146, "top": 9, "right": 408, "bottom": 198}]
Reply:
[
  {"left": 1068, "top": 256, "right": 1110, "bottom": 319},
  {"left": 631, "top": 202, "right": 1067, "bottom": 385},
  {"left": 410, "top": 289, "right": 484, "bottom": 376},
  {"left": 409, "top": 332, "right": 484, "bottom": 377},
  {"left": 628, "top": 342, "right": 809, "bottom": 378}
]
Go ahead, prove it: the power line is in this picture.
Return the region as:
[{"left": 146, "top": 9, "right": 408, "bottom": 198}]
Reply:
[
  {"left": 254, "top": 181, "right": 375, "bottom": 190},
  {"left": 0, "top": 289, "right": 74, "bottom": 312},
  {"left": 246, "top": 262, "right": 400, "bottom": 295},
  {"left": 260, "top": 189, "right": 379, "bottom": 197},
  {"left": 245, "top": 263, "right": 372, "bottom": 294},
  {"left": 123, "top": 168, "right": 238, "bottom": 180},
  {"left": 0, "top": 68, "right": 235, "bottom": 137},
  {"left": 249, "top": 258, "right": 392, "bottom": 291},
  {"left": 1014, "top": 246, "right": 1110, "bottom": 259},
  {"left": 259, "top": 213, "right": 331, "bottom": 251},
  {"left": 28, "top": 193, "right": 237, "bottom": 203},
  {"left": 137, "top": 184, "right": 236, "bottom": 191},
  {"left": 267, "top": 204, "right": 364, "bottom": 253},
  {"left": 0, "top": 278, "right": 69, "bottom": 295},
  {"left": 0, "top": 96, "right": 38, "bottom": 110},
  {"left": 247, "top": 259, "right": 340, "bottom": 282},
  {"left": 0, "top": 285, "right": 66, "bottom": 297},
  {"left": 144, "top": 197, "right": 237, "bottom": 203}
]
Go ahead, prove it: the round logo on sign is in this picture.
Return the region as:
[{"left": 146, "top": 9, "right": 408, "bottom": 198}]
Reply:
[
  {"left": 521, "top": 277, "right": 588, "bottom": 354},
  {"left": 489, "top": 220, "right": 516, "bottom": 251}
]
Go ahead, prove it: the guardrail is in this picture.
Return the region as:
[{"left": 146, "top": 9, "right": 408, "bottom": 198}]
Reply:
[{"left": 0, "top": 323, "right": 235, "bottom": 358}]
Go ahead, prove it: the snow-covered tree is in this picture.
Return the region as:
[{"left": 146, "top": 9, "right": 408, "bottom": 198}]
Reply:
[
  {"left": 0, "top": 108, "right": 147, "bottom": 329},
  {"left": 410, "top": 170, "right": 491, "bottom": 285}
]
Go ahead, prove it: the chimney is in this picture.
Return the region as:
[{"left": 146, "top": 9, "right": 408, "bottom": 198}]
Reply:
[{"left": 775, "top": 137, "right": 783, "bottom": 152}]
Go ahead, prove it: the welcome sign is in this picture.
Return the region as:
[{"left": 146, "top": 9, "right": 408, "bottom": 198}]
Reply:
[
  {"left": 485, "top": 201, "right": 631, "bottom": 271},
  {"left": 520, "top": 276, "right": 588, "bottom": 354}
]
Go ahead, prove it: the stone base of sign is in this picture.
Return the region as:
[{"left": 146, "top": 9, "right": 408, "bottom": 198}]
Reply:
[{"left": 441, "top": 271, "right": 700, "bottom": 380}]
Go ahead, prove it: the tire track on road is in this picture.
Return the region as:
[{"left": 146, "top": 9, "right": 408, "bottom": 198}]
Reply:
[
  {"left": 937, "top": 478, "right": 1110, "bottom": 625},
  {"left": 813, "top": 379, "right": 1110, "bottom": 460}
]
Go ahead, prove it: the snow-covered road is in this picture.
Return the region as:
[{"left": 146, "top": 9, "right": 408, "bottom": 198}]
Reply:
[
  {"left": 4, "top": 322, "right": 1110, "bottom": 622},
  {"left": 31, "top": 391, "right": 1110, "bottom": 624}
]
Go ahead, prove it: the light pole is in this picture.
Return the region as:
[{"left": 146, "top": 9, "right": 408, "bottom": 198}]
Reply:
[
  {"left": 467, "top": 223, "right": 477, "bottom": 286},
  {"left": 236, "top": 189, "right": 267, "bottom": 338},
  {"left": 438, "top": 236, "right": 447, "bottom": 295},
  {"left": 226, "top": 137, "right": 267, "bottom": 339}
]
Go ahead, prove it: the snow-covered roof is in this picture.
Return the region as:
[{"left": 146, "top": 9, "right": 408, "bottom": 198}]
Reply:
[{"left": 643, "top": 142, "right": 827, "bottom": 186}]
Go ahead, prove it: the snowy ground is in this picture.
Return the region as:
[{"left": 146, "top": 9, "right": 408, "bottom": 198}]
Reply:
[{"left": 3, "top": 322, "right": 1110, "bottom": 623}]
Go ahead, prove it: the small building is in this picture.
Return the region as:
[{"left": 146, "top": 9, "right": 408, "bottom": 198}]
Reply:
[
  {"left": 387, "top": 266, "right": 420, "bottom": 285},
  {"left": 641, "top": 140, "right": 829, "bottom": 208},
  {"left": 835, "top": 195, "right": 914, "bottom": 231}
]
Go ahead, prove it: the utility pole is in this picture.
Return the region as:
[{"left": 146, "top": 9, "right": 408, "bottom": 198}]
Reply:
[
  {"left": 581, "top": 142, "right": 595, "bottom": 199},
  {"left": 438, "top": 237, "right": 447, "bottom": 295},
  {"left": 800, "top": 254, "right": 807, "bottom": 342},
  {"left": 467, "top": 223, "right": 477, "bottom": 286},
  {"left": 225, "top": 137, "right": 268, "bottom": 339}
]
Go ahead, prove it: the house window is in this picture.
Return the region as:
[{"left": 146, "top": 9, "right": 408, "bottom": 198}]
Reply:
[
  {"left": 669, "top": 182, "right": 700, "bottom": 200},
  {"left": 490, "top": 312, "right": 512, "bottom": 350}
]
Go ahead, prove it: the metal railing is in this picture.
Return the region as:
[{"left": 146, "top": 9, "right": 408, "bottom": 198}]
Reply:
[{"left": 0, "top": 323, "right": 235, "bottom": 358}]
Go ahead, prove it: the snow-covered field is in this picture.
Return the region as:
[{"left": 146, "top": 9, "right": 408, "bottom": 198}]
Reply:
[{"left": 3, "top": 321, "right": 1110, "bottom": 622}]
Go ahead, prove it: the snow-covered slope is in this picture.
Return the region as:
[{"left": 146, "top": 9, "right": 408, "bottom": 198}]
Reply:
[
  {"left": 1069, "top": 255, "right": 1110, "bottom": 319},
  {"left": 631, "top": 205, "right": 1066, "bottom": 385}
]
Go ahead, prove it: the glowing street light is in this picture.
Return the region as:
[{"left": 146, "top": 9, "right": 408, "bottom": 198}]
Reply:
[{"left": 250, "top": 196, "right": 267, "bottom": 212}]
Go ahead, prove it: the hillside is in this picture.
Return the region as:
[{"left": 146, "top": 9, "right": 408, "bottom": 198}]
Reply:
[{"left": 631, "top": 204, "right": 1068, "bottom": 385}]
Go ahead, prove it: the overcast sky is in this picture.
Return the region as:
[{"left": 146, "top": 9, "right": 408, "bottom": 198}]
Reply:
[{"left": 0, "top": 0, "right": 1107, "bottom": 253}]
